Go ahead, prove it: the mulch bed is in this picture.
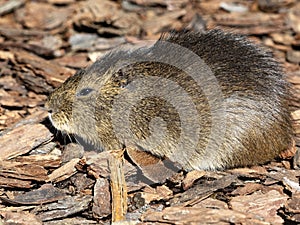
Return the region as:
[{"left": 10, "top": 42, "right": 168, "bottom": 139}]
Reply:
[{"left": 0, "top": 0, "right": 300, "bottom": 224}]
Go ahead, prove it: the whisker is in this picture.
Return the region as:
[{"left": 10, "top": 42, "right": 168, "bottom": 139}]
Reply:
[{"left": 73, "top": 135, "right": 80, "bottom": 145}]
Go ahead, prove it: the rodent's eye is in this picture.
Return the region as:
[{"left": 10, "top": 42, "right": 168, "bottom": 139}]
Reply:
[{"left": 77, "top": 88, "right": 95, "bottom": 97}]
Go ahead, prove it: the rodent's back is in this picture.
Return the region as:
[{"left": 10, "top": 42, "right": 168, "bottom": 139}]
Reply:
[
  {"left": 46, "top": 30, "right": 293, "bottom": 170},
  {"left": 160, "top": 30, "right": 293, "bottom": 169}
]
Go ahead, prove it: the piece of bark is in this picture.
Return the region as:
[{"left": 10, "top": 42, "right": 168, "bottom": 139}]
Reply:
[
  {"left": 257, "top": 0, "right": 296, "bottom": 12},
  {"left": 34, "top": 195, "right": 92, "bottom": 222},
  {"left": 287, "top": 50, "right": 300, "bottom": 64},
  {"left": 52, "top": 53, "right": 90, "bottom": 69},
  {"left": 137, "top": 185, "right": 173, "bottom": 204},
  {"left": 12, "top": 49, "right": 74, "bottom": 88},
  {"left": 0, "top": 27, "right": 47, "bottom": 40},
  {"left": 141, "top": 206, "right": 269, "bottom": 225},
  {"left": 109, "top": 149, "right": 127, "bottom": 222},
  {"left": 70, "top": 173, "right": 95, "bottom": 193},
  {"left": 285, "top": 193, "right": 300, "bottom": 222},
  {"left": 92, "top": 178, "right": 111, "bottom": 219},
  {"left": 0, "top": 108, "right": 25, "bottom": 131},
  {"left": 143, "top": 9, "right": 186, "bottom": 36},
  {"left": 43, "top": 217, "right": 98, "bottom": 225},
  {"left": 0, "top": 211, "right": 42, "bottom": 225},
  {"left": 73, "top": 0, "right": 141, "bottom": 36},
  {"left": 47, "top": 0, "right": 76, "bottom": 4},
  {"left": 230, "top": 183, "right": 265, "bottom": 196},
  {"left": 193, "top": 197, "right": 228, "bottom": 209},
  {"left": 0, "top": 160, "right": 48, "bottom": 182},
  {"left": 16, "top": 2, "right": 72, "bottom": 31},
  {"left": 285, "top": 197, "right": 300, "bottom": 222},
  {"left": 126, "top": 0, "right": 188, "bottom": 9},
  {"left": 287, "top": 3, "right": 300, "bottom": 33},
  {"left": 69, "top": 33, "right": 126, "bottom": 52},
  {"left": 0, "top": 73, "right": 24, "bottom": 93},
  {"left": 270, "top": 32, "right": 295, "bottom": 45},
  {"left": 0, "top": 123, "right": 53, "bottom": 160},
  {"left": 61, "top": 143, "right": 84, "bottom": 163},
  {"left": 0, "top": 184, "right": 66, "bottom": 205},
  {"left": 210, "top": 12, "right": 288, "bottom": 35},
  {"left": 230, "top": 190, "right": 288, "bottom": 224},
  {"left": 126, "top": 147, "right": 180, "bottom": 184},
  {"left": 264, "top": 166, "right": 300, "bottom": 192},
  {"left": 182, "top": 170, "right": 206, "bottom": 190},
  {"left": 170, "top": 174, "right": 237, "bottom": 206},
  {"left": 46, "top": 158, "right": 80, "bottom": 183},
  {"left": 0, "top": 0, "right": 25, "bottom": 16},
  {"left": 0, "top": 176, "right": 32, "bottom": 189},
  {"left": 15, "top": 154, "right": 61, "bottom": 168}
]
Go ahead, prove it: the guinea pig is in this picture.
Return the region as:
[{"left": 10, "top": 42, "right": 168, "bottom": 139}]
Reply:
[{"left": 45, "top": 29, "right": 293, "bottom": 171}]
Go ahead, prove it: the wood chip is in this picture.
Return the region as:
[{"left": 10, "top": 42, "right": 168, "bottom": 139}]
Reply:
[
  {"left": 46, "top": 158, "right": 80, "bottom": 183},
  {"left": 142, "top": 206, "right": 269, "bottom": 224},
  {"left": 0, "top": 184, "right": 66, "bottom": 205},
  {"left": 0, "top": 123, "right": 53, "bottom": 160},
  {"left": 108, "top": 149, "right": 127, "bottom": 222},
  {"left": 13, "top": 49, "right": 74, "bottom": 88},
  {"left": 92, "top": 178, "right": 111, "bottom": 218},
  {"left": 126, "top": 147, "right": 180, "bottom": 183},
  {"left": 0, "top": 211, "right": 42, "bottom": 225},
  {"left": 33, "top": 195, "right": 92, "bottom": 222},
  {"left": 230, "top": 190, "right": 288, "bottom": 224}
]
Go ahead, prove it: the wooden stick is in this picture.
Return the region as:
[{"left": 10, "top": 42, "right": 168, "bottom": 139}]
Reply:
[{"left": 108, "top": 149, "right": 127, "bottom": 222}]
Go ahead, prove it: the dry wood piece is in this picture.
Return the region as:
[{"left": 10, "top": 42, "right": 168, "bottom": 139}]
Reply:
[
  {"left": 0, "top": 175, "right": 32, "bottom": 189},
  {"left": 0, "top": 211, "right": 42, "bottom": 225},
  {"left": 12, "top": 49, "right": 74, "bottom": 89},
  {"left": 0, "top": 27, "right": 47, "bottom": 42},
  {"left": 43, "top": 217, "right": 97, "bottom": 225},
  {"left": 16, "top": 2, "right": 72, "bottom": 31},
  {"left": 209, "top": 13, "right": 288, "bottom": 35},
  {"left": 126, "top": 147, "right": 180, "bottom": 183},
  {"left": 73, "top": 0, "right": 141, "bottom": 36},
  {"left": 135, "top": 185, "right": 172, "bottom": 205},
  {"left": 182, "top": 170, "right": 206, "bottom": 190},
  {"left": 141, "top": 206, "right": 268, "bottom": 224},
  {"left": 0, "top": 160, "right": 48, "bottom": 182},
  {"left": 285, "top": 193, "right": 300, "bottom": 222},
  {"left": 0, "top": 123, "right": 53, "bottom": 160},
  {"left": 287, "top": 3, "right": 300, "bottom": 34},
  {"left": 46, "top": 158, "right": 80, "bottom": 183},
  {"left": 143, "top": 9, "right": 186, "bottom": 36},
  {"left": 15, "top": 154, "right": 61, "bottom": 168},
  {"left": 0, "top": 184, "right": 66, "bottom": 205},
  {"left": 0, "top": 0, "right": 25, "bottom": 16},
  {"left": 126, "top": 0, "right": 188, "bottom": 9},
  {"left": 287, "top": 50, "right": 300, "bottom": 64},
  {"left": 69, "top": 33, "right": 126, "bottom": 52},
  {"left": 230, "top": 190, "right": 288, "bottom": 224},
  {"left": 108, "top": 149, "right": 127, "bottom": 222},
  {"left": 171, "top": 175, "right": 237, "bottom": 206},
  {"left": 33, "top": 195, "right": 93, "bottom": 222},
  {"left": 92, "top": 178, "right": 111, "bottom": 219}
]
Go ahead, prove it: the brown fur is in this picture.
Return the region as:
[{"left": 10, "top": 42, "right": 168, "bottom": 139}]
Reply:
[{"left": 45, "top": 30, "right": 293, "bottom": 170}]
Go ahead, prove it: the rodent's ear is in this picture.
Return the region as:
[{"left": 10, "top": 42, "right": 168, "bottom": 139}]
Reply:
[{"left": 76, "top": 88, "right": 95, "bottom": 97}]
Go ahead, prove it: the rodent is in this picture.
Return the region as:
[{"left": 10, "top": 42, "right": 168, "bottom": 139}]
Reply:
[{"left": 45, "top": 29, "right": 293, "bottom": 171}]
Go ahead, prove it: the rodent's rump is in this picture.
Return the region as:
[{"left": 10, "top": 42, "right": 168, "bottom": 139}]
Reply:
[{"left": 45, "top": 29, "right": 293, "bottom": 171}]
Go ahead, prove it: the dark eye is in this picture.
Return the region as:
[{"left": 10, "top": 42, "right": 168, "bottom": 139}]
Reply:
[{"left": 77, "top": 88, "right": 94, "bottom": 97}]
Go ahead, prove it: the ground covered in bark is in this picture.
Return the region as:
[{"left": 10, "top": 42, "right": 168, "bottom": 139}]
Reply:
[{"left": 0, "top": 0, "right": 300, "bottom": 224}]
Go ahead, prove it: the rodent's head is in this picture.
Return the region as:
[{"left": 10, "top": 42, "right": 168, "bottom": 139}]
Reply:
[
  {"left": 45, "top": 49, "right": 136, "bottom": 148},
  {"left": 45, "top": 69, "right": 86, "bottom": 134}
]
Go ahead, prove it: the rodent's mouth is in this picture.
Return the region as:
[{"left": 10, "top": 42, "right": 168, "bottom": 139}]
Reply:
[{"left": 48, "top": 112, "right": 72, "bottom": 134}]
